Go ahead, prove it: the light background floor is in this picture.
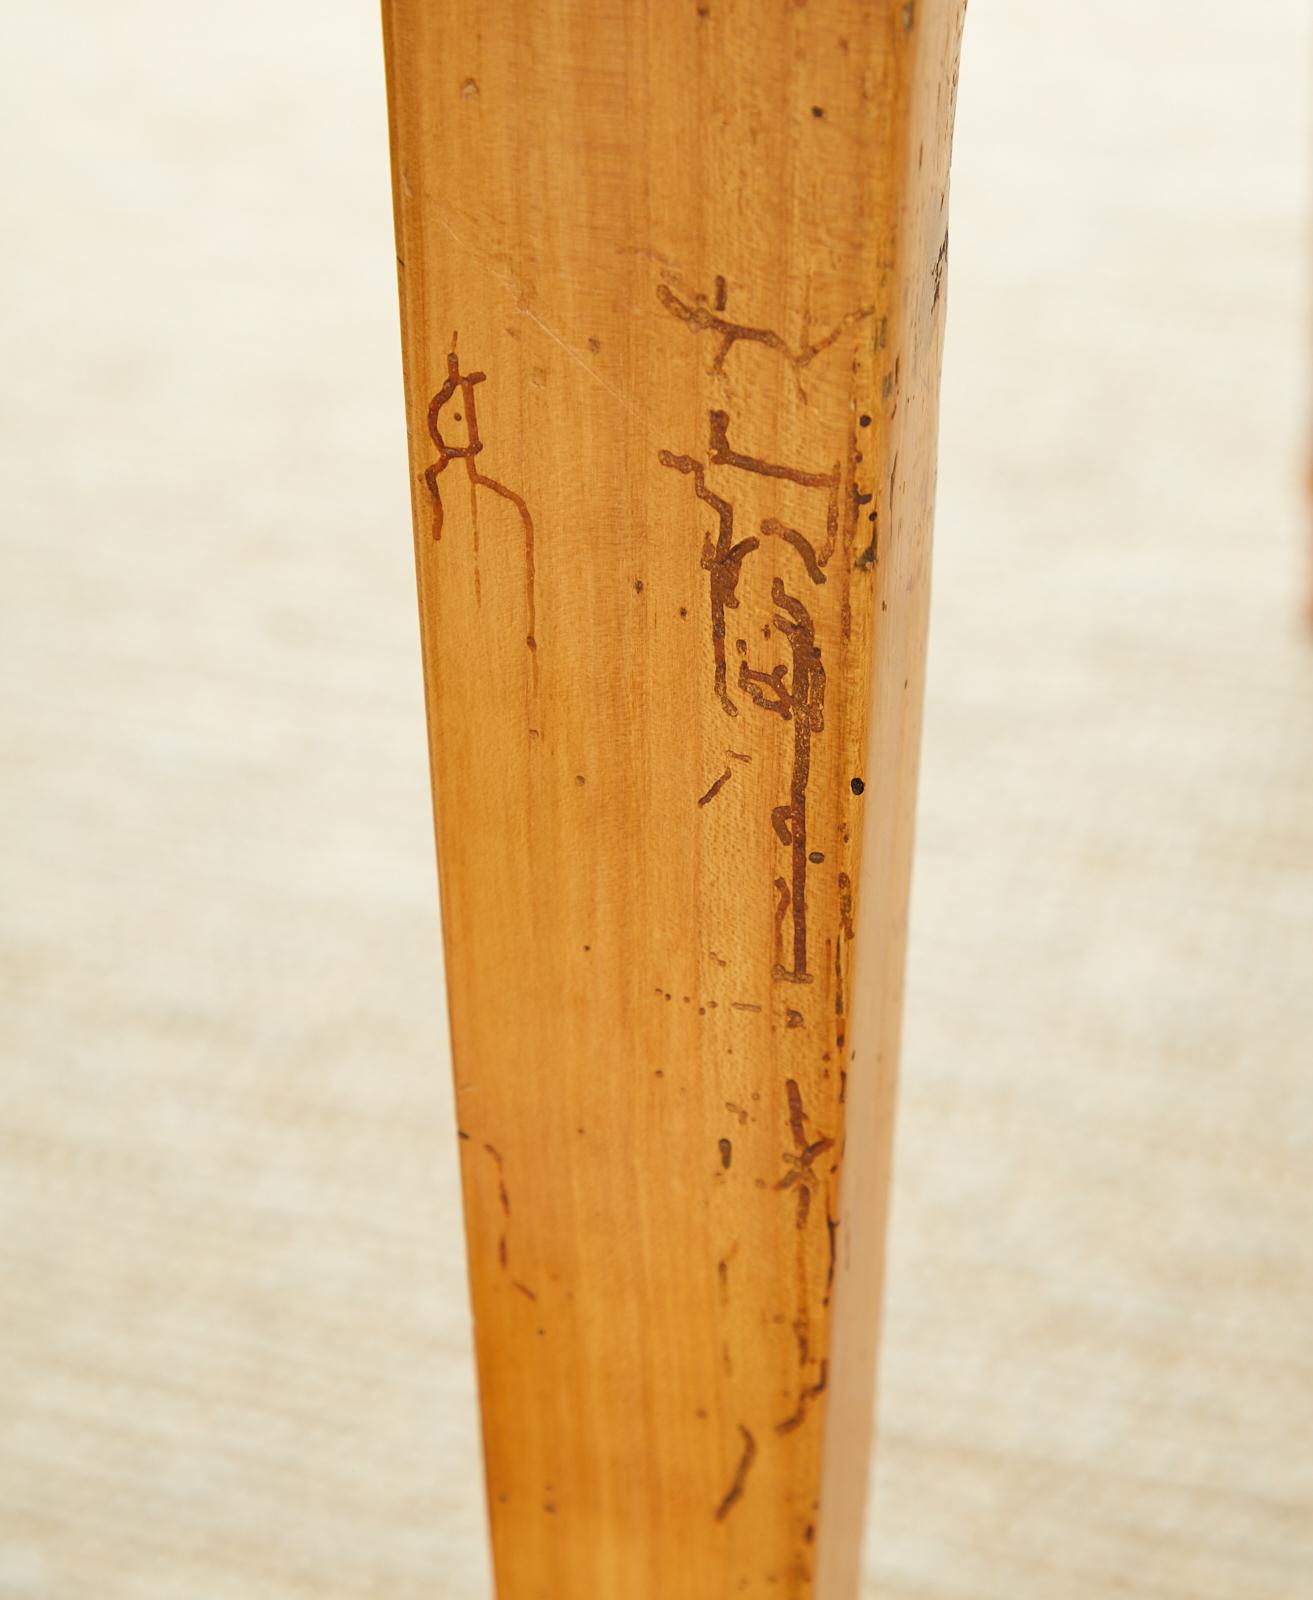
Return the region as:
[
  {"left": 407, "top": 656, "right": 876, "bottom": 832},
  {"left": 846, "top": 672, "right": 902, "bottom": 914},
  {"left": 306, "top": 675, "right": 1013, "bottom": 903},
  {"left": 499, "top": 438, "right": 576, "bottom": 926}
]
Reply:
[{"left": 2, "top": 3, "right": 1311, "bottom": 1596}]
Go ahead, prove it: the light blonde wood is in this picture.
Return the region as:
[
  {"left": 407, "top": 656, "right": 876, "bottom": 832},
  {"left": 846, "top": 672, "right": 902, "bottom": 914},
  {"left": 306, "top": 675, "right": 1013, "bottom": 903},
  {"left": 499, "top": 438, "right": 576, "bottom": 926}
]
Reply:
[{"left": 382, "top": 3, "right": 966, "bottom": 1594}]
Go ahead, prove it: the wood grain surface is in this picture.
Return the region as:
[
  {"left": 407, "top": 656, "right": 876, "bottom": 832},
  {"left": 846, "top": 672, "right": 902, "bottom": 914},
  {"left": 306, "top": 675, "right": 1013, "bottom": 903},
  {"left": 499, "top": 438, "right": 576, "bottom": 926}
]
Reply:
[
  {"left": 4, "top": 4, "right": 1313, "bottom": 1598},
  {"left": 383, "top": 4, "right": 967, "bottom": 1594}
]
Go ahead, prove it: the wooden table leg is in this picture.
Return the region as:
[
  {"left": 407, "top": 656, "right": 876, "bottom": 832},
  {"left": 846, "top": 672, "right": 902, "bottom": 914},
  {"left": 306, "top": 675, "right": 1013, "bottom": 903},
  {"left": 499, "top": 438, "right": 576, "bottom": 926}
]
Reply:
[{"left": 382, "top": 4, "right": 966, "bottom": 1594}]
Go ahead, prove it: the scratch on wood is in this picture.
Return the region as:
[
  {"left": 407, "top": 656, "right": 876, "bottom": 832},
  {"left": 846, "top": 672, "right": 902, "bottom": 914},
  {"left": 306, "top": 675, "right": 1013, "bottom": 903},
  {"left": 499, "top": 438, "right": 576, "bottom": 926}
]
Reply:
[
  {"left": 837, "top": 872, "right": 855, "bottom": 941},
  {"left": 656, "top": 277, "right": 859, "bottom": 985},
  {"left": 484, "top": 1143, "right": 511, "bottom": 1216},
  {"left": 749, "top": 580, "right": 826, "bottom": 983},
  {"left": 714, "top": 1424, "right": 757, "bottom": 1521},
  {"left": 425, "top": 338, "right": 538, "bottom": 654},
  {"left": 785, "top": 1080, "right": 806, "bottom": 1148},
  {"left": 775, "top": 1361, "right": 829, "bottom": 1436},
  {"left": 836, "top": 869, "right": 855, "bottom": 1043},
  {"left": 616, "top": 243, "right": 683, "bottom": 269},
  {"left": 772, "top": 877, "right": 792, "bottom": 973},
  {"left": 709, "top": 408, "right": 838, "bottom": 567},
  {"left": 776, "top": 1081, "right": 834, "bottom": 1231},
  {"left": 931, "top": 229, "right": 949, "bottom": 309},
  {"left": 657, "top": 448, "right": 751, "bottom": 717},
  {"left": 484, "top": 1143, "right": 535, "bottom": 1298},
  {"left": 824, "top": 1205, "right": 839, "bottom": 1304},
  {"left": 698, "top": 767, "right": 733, "bottom": 807},
  {"left": 657, "top": 278, "right": 873, "bottom": 396}
]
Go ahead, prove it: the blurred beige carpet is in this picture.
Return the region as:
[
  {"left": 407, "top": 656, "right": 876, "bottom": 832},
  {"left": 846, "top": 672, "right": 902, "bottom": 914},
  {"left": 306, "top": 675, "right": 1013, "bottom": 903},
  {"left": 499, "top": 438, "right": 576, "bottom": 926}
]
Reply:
[{"left": 3, "top": 3, "right": 1311, "bottom": 1596}]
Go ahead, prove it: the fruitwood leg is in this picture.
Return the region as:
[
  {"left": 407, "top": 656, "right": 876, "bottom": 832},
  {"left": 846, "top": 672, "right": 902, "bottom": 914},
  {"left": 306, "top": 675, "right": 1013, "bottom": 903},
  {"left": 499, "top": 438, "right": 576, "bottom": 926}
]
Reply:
[{"left": 382, "top": 4, "right": 966, "bottom": 1595}]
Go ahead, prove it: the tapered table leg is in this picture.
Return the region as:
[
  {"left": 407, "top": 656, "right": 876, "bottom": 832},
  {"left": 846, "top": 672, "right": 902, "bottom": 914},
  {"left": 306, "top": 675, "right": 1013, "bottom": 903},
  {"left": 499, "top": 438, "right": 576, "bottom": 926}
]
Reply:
[{"left": 382, "top": 4, "right": 967, "bottom": 1594}]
